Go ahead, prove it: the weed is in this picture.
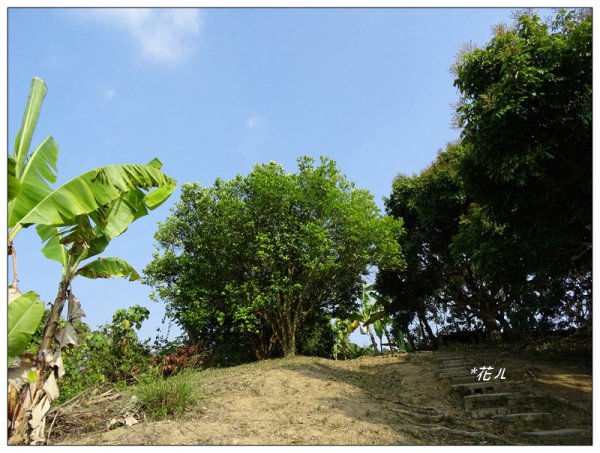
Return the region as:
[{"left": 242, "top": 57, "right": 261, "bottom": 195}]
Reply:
[{"left": 134, "top": 370, "right": 200, "bottom": 420}]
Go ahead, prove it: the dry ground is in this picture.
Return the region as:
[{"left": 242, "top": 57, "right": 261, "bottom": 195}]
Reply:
[{"left": 50, "top": 348, "right": 592, "bottom": 446}]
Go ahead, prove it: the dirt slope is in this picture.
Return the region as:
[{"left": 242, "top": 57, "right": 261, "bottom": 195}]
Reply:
[{"left": 51, "top": 349, "right": 592, "bottom": 446}]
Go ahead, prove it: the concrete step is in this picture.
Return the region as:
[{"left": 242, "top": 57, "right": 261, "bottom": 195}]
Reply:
[
  {"left": 470, "top": 406, "right": 511, "bottom": 419},
  {"left": 464, "top": 392, "right": 515, "bottom": 410},
  {"left": 436, "top": 367, "right": 474, "bottom": 379},
  {"left": 433, "top": 355, "right": 466, "bottom": 362},
  {"left": 451, "top": 381, "right": 501, "bottom": 396},
  {"left": 439, "top": 359, "right": 475, "bottom": 368},
  {"left": 520, "top": 428, "right": 592, "bottom": 445},
  {"left": 451, "top": 375, "right": 478, "bottom": 385}
]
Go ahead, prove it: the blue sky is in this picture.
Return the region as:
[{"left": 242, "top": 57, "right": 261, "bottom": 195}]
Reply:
[{"left": 8, "top": 7, "right": 538, "bottom": 346}]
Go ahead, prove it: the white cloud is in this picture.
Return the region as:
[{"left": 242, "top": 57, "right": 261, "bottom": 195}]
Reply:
[{"left": 85, "top": 9, "right": 203, "bottom": 66}]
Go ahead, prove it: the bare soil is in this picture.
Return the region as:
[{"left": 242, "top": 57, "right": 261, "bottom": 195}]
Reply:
[{"left": 50, "top": 348, "right": 592, "bottom": 446}]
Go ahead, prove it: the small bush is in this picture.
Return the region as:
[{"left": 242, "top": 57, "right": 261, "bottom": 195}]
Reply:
[
  {"left": 60, "top": 306, "right": 153, "bottom": 402},
  {"left": 153, "top": 342, "right": 205, "bottom": 377},
  {"left": 134, "top": 370, "right": 199, "bottom": 420}
]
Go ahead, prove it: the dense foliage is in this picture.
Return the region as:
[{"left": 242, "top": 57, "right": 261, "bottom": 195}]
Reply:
[
  {"left": 145, "top": 156, "right": 404, "bottom": 360},
  {"left": 8, "top": 11, "right": 592, "bottom": 443},
  {"left": 60, "top": 306, "right": 153, "bottom": 401},
  {"left": 454, "top": 9, "right": 592, "bottom": 281},
  {"left": 377, "top": 9, "right": 592, "bottom": 347}
]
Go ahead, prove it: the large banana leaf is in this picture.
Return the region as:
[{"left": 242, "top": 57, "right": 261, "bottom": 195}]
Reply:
[
  {"left": 36, "top": 225, "right": 69, "bottom": 267},
  {"left": 8, "top": 136, "right": 59, "bottom": 227},
  {"left": 36, "top": 185, "right": 163, "bottom": 267},
  {"left": 13, "top": 77, "right": 47, "bottom": 179},
  {"left": 38, "top": 227, "right": 137, "bottom": 281},
  {"left": 364, "top": 309, "right": 387, "bottom": 326},
  {"left": 89, "top": 189, "right": 150, "bottom": 240},
  {"left": 76, "top": 257, "right": 140, "bottom": 281},
  {"left": 8, "top": 292, "right": 45, "bottom": 366},
  {"left": 9, "top": 159, "right": 176, "bottom": 241},
  {"left": 373, "top": 319, "right": 384, "bottom": 340}
]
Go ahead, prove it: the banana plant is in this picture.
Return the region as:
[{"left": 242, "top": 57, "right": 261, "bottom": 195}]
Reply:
[
  {"left": 9, "top": 176, "right": 174, "bottom": 445},
  {"left": 7, "top": 77, "right": 177, "bottom": 444},
  {"left": 348, "top": 283, "right": 382, "bottom": 354}
]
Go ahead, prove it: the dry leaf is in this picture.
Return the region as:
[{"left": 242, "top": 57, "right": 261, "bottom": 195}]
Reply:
[
  {"left": 68, "top": 293, "right": 86, "bottom": 322},
  {"left": 43, "top": 372, "right": 60, "bottom": 401},
  {"left": 8, "top": 285, "right": 22, "bottom": 304},
  {"left": 29, "top": 395, "right": 51, "bottom": 444},
  {"left": 55, "top": 323, "right": 78, "bottom": 348},
  {"left": 8, "top": 356, "right": 35, "bottom": 392},
  {"left": 124, "top": 415, "right": 139, "bottom": 427},
  {"left": 44, "top": 350, "right": 65, "bottom": 379}
]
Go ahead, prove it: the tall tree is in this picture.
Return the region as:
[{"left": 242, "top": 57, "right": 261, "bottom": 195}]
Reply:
[
  {"left": 145, "top": 157, "right": 404, "bottom": 359},
  {"left": 378, "top": 143, "right": 530, "bottom": 342},
  {"left": 453, "top": 9, "right": 592, "bottom": 279}
]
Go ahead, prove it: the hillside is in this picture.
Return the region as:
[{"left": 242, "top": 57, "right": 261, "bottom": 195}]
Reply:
[{"left": 50, "top": 349, "right": 592, "bottom": 446}]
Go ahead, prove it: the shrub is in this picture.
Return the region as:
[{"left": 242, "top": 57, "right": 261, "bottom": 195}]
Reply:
[{"left": 60, "top": 306, "right": 153, "bottom": 401}]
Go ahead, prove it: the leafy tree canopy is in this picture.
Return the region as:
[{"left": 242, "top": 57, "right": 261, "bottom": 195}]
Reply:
[
  {"left": 145, "top": 156, "right": 404, "bottom": 359},
  {"left": 377, "top": 9, "right": 592, "bottom": 346},
  {"left": 453, "top": 9, "right": 592, "bottom": 277}
]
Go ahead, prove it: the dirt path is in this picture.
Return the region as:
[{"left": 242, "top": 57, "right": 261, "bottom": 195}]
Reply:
[{"left": 51, "top": 349, "right": 592, "bottom": 446}]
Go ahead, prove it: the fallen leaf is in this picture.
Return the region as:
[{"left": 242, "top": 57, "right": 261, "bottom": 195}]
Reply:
[{"left": 124, "top": 415, "right": 139, "bottom": 427}]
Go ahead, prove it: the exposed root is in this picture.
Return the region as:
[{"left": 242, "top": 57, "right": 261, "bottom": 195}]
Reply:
[{"left": 392, "top": 409, "right": 509, "bottom": 444}]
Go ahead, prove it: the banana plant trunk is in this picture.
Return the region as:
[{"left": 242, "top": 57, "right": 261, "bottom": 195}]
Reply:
[
  {"left": 8, "top": 242, "right": 19, "bottom": 289},
  {"left": 366, "top": 324, "right": 379, "bottom": 354},
  {"left": 9, "top": 279, "right": 70, "bottom": 445}
]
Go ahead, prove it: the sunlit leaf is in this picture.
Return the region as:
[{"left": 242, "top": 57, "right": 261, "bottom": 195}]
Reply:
[
  {"left": 76, "top": 257, "right": 141, "bottom": 281},
  {"left": 8, "top": 292, "right": 45, "bottom": 367},
  {"left": 8, "top": 136, "right": 59, "bottom": 227},
  {"left": 13, "top": 77, "right": 47, "bottom": 178},
  {"left": 13, "top": 160, "right": 175, "bottom": 231}
]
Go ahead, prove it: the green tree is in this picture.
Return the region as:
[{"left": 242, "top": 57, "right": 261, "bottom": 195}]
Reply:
[
  {"left": 377, "top": 143, "right": 467, "bottom": 346},
  {"left": 378, "top": 143, "right": 531, "bottom": 342},
  {"left": 145, "top": 157, "right": 404, "bottom": 359},
  {"left": 453, "top": 9, "right": 592, "bottom": 280}
]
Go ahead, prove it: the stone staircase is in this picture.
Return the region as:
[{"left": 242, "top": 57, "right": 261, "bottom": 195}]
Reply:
[{"left": 434, "top": 354, "right": 592, "bottom": 445}]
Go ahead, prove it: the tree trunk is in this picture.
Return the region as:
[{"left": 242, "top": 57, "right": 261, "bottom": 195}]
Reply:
[
  {"left": 481, "top": 308, "right": 501, "bottom": 342},
  {"left": 271, "top": 309, "right": 297, "bottom": 358},
  {"left": 8, "top": 242, "right": 18, "bottom": 289},
  {"left": 9, "top": 280, "right": 70, "bottom": 445},
  {"left": 405, "top": 330, "right": 416, "bottom": 352},
  {"left": 417, "top": 309, "right": 439, "bottom": 349},
  {"left": 280, "top": 326, "right": 296, "bottom": 358},
  {"left": 383, "top": 327, "right": 393, "bottom": 352},
  {"left": 366, "top": 324, "right": 380, "bottom": 354}
]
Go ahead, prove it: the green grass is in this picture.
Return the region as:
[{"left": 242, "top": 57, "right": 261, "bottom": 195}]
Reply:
[{"left": 134, "top": 370, "right": 200, "bottom": 420}]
